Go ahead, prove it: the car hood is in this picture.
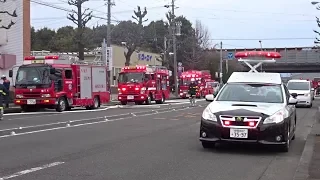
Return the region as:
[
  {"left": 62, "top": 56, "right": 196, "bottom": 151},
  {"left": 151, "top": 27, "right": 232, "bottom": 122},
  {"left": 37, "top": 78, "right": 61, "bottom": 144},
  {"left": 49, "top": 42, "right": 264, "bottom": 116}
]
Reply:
[
  {"left": 288, "top": 90, "right": 309, "bottom": 94},
  {"left": 207, "top": 101, "right": 285, "bottom": 116}
]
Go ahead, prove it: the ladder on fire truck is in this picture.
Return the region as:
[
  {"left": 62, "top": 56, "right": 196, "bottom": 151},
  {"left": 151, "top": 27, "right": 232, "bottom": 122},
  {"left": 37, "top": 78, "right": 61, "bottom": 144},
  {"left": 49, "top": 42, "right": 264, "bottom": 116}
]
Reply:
[
  {"left": 234, "top": 51, "right": 281, "bottom": 73},
  {"left": 30, "top": 51, "right": 105, "bottom": 66}
]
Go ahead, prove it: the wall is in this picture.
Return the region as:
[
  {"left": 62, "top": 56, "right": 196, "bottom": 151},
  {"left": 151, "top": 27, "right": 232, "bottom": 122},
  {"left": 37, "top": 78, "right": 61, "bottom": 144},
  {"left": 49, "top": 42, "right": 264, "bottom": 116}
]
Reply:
[
  {"left": 0, "top": 0, "right": 30, "bottom": 80},
  {"left": 110, "top": 45, "right": 162, "bottom": 86}
]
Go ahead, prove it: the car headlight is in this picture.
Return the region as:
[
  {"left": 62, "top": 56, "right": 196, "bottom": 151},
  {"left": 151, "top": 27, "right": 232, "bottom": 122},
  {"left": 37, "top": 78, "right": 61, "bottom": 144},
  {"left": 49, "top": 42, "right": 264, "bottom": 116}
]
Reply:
[
  {"left": 263, "top": 109, "right": 288, "bottom": 124},
  {"left": 16, "top": 94, "right": 23, "bottom": 98},
  {"left": 41, "top": 94, "right": 51, "bottom": 98},
  {"left": 202, "top": 107, "right": 217, "bottom": 121}
]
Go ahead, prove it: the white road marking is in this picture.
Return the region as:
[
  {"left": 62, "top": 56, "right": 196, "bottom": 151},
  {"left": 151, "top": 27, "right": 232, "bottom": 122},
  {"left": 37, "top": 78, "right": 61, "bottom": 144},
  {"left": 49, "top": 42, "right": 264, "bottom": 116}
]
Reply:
[
  {"left": 0, "top": 106, "right": 199, "bottom": 139},
  {"left": 0, "top": 108, "right": 172, "bottom": 131},
  {"left": 4, "top": 106, "right": 119, "bottom": 116},
  {"left": 0, "top": 162, "right": 64, "bottom": 180}
]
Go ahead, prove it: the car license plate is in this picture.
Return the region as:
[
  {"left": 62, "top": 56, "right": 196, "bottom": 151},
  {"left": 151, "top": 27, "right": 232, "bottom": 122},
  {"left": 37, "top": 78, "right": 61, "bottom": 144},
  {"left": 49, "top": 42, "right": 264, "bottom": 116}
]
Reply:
[
  {"left": 186, "top": 94, "right": 190, "bottom": 97},
  {"left": 230, "top": 128, "right": 248, "bottom": 138},
  {"left": 127, "top": 95, "right": 134, "bottom": 100},
  {"left": 27, "top": 99, "right": 36, "bottom": 105}
]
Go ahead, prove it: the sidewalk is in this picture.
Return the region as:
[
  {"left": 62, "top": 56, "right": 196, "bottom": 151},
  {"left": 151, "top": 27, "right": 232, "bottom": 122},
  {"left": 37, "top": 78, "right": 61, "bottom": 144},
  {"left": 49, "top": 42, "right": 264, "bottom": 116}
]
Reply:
[{"left": 293, "top": 108, "right": 320, "bottom": 180}]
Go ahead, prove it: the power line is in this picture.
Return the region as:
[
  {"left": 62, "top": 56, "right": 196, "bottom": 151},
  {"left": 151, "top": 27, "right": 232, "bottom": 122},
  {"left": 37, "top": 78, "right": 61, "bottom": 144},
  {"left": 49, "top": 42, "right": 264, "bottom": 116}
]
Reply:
[
  {"left": 30, "top": 0, "right": 120, "bottom": 22},
  {"left": 179, "top": 6, "right": 317, "bottom": 17},
  {"left": 208, "top": 38, "right": 315, "bottom": 41}
]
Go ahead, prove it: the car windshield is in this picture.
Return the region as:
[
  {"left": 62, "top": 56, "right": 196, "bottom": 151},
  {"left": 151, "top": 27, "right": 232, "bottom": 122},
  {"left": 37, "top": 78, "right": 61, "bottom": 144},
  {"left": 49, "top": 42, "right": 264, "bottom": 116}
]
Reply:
[
  {"left": 118, "top": 72, "right": 144, "bottom": 83},
  {"left": 216, "top": 83, "right": 284, "bottom": 103},
  {"left": 287, "top": 82, "right": 310, "bottom": 90},
  {"left": 206, "top": 82, "right": 218, "bottom": 87},
  {"left": 16, "top": 66, "right": 51, "bottom": 86}
]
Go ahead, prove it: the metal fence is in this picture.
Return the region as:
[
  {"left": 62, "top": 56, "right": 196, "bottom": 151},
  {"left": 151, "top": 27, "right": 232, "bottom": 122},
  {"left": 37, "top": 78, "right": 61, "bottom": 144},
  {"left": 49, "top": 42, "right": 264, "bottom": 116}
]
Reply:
[{"left": 223, "top": 48, "right": 320, "bottom": 64}]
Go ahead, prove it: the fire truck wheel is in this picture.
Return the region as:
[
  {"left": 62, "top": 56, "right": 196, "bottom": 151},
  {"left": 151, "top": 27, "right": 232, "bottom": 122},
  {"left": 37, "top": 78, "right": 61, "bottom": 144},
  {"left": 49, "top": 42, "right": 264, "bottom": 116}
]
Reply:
[
  {"left": 93, "top": 96, "right": 100, "bottom": 109},
  {"left": 56, "top": 97, "right": 67, "bottom": 112},
  {"left": 155, "top": 94, "right": 165, "bottom": 104},
  {"left": 120, "top": 101, "right": 127, "bottom": 105},
  {"left": 146, "top": 95, "right": 152, "bottom": 105}
]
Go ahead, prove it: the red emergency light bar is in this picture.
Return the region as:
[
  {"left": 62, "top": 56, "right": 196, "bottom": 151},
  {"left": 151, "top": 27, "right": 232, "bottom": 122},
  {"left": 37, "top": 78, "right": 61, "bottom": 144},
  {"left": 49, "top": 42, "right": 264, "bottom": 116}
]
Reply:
[
  {"left": 24, "top": 56, "right": 59, "bottom": 60},
  {"left": 235, "top": 51, "right": 281, "bottom": 59},
  {"left": 122, "top": 65, "right": 146, "bottom": 70}
]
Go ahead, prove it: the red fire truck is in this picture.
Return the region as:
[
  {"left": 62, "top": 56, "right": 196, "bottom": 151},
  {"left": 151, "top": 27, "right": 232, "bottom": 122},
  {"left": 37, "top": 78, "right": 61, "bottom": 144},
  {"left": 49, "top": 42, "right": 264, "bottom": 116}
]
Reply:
[
  {"left": 313, "top": 77, "right": 320, "bottom": 96},
  {"left": 179, "top": 70, "right": 212, "bottom": 98},
  {"left": 117, "top": 65, "right": 170, "bottom": 105},
  {"left": 9, "top": 55, "right": 110, "bottom": 112},
  {"left": 202, "top": 80, "right": 219, "bottom": 97}
]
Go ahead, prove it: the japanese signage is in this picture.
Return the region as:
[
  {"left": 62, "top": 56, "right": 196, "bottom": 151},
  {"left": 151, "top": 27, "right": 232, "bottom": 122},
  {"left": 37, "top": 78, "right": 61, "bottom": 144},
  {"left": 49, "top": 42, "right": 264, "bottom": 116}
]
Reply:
[{"left": 138, "top": 53, "right": 153, "bottom": 61}]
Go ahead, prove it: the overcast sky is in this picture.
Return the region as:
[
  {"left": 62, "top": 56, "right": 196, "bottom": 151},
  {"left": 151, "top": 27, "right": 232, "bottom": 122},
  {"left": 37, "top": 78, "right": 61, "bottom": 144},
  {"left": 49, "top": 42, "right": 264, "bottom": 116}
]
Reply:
[{"left": 31, "top": 0, "right": 320, "bottom": 49}]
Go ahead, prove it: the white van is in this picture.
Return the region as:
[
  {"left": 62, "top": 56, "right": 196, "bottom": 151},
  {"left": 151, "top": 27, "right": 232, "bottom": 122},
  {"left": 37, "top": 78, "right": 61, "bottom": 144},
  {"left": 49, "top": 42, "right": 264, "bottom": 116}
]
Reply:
[{"left": 287, "top": 79, "right": 314, "bottom": 107}]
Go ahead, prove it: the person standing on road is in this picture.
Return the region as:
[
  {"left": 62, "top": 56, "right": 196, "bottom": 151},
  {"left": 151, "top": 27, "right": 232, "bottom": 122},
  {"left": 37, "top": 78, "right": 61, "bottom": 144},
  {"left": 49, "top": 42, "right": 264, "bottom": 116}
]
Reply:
[
  {"left": 188, "top": 78, "right": 198, "bottom": 106},
  {"left": 0, "top": 82, "right": 9, "bottom": 120},
  {"left": 1, "top": 75, "right": 10, "bottom": 108}
]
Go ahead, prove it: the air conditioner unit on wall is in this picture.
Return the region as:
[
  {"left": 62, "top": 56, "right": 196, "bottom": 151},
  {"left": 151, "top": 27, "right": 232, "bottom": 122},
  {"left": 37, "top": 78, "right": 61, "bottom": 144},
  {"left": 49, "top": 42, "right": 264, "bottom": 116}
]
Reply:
[{"left": 0, "top": 29, "right": 8, "bottom": 46}]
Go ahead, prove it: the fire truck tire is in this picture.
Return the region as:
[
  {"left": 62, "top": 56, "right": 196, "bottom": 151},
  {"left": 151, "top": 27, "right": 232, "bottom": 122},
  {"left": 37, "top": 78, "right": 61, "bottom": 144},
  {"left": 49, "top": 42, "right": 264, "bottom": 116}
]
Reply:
[
  {"left": 56, "top": 97, "right": 67, "bottom": 112},
  {"left": 155, "top": 94, "right": 165, "bottom": 104},
  {"left": 92, "top": 96, "right": 100, "bottom": 109},
  {"left": 120, "top": 101, "right": 127, "bottom": 105},
  {"left": 146, "top": 95, "right": 152, "bottom": 105}
]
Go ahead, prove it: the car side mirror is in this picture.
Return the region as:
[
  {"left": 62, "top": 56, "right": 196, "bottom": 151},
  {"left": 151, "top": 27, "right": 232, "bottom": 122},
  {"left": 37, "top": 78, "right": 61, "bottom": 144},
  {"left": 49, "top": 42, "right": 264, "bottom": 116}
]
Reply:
[
  {"left": 205, "top": 94, "right": 214, "bottom": 102},
  {"left": 9, "top": 70, "right": 13, "bottom": 77},
  {"left": 291, "top": 93, "right": 298, "bottom": 98},
  {"left": 288, "top": 97, "right": 298, "bottom": 105}
]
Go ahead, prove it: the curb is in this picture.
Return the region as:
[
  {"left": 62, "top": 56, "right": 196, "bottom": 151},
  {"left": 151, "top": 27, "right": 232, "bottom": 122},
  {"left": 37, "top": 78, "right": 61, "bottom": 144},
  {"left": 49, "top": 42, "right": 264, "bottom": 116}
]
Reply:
[{"left": 293, "top": 108, "right": 320, "bottom": 180}]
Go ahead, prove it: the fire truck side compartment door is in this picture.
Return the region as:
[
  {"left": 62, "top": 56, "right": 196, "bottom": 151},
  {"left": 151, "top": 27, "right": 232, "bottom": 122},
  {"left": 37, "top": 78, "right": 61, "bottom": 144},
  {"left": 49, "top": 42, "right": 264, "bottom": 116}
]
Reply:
[
  {"left": 80, "top": 66, "right": 92, "bottom": 99},
  {"left": 92, "top": 67, "right": 107, "bottom": 92}
]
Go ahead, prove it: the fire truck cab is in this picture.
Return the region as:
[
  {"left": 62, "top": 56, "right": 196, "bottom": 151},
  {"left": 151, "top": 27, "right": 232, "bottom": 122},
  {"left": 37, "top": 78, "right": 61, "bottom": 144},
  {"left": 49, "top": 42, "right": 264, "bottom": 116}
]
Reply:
[
  {"left": 9, "top": 55, "right": 110, "bottom": 112},
  {"left": 179, "top": 70, "right": 211, "bottom": 98},
  {"left": 117, "top": 65, "right": 170, "bottom": 105}
]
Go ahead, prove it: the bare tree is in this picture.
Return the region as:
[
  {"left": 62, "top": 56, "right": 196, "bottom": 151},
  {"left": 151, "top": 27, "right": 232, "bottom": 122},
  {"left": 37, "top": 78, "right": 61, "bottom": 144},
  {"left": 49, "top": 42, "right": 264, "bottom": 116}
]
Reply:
[
  {"left": 67, "top": 0, "right": 92, "bottom": 60},
  {"left": 183, "top": 20, "right": 211, "bottom": 69},
  {"left": 0, "top": 0, "right": 17, "bottom": 29},
  {"left": 132, "top": 6, "right": 148, "bottom": 25},
  {"left": 194, "top": 20, "right": 210, "bottom": 49}
]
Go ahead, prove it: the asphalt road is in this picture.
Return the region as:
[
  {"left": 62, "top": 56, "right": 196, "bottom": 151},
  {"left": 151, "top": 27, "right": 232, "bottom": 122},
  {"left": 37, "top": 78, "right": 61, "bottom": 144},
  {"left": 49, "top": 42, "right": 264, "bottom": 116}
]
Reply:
[{"left": 0, "top": 99, "right": 318, "bottom": 180}]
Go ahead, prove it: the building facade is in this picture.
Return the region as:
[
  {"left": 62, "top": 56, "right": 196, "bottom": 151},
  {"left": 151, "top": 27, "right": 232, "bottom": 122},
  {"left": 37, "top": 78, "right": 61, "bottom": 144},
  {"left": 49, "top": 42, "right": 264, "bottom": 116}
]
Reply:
[{"left": 0, "top": 0, "right": 30, "bottom": 78}]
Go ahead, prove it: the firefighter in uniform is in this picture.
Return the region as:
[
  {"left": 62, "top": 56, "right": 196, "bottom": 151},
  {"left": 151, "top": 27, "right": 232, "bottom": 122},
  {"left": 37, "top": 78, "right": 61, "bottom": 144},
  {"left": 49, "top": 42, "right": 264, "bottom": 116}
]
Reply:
[
  {"left": 188, "top": 78, "right": 198, "bottom": 106},
  {"left": 0, "top": 82, "right": 8, "bottom": 120},
  {"left": 1, "top": 75, "right": 10, "bottom": 108}
]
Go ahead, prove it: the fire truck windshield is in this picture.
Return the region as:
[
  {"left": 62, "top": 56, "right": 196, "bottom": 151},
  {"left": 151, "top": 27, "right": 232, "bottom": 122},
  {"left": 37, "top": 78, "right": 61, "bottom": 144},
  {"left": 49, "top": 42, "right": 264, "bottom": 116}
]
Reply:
[
  {"left": 180, "top": 78, "right": 198, "bottom": 86},
  {"left": 15, "top": 66, "right": 51, "bottom": 87},
  {"left": 206, "top": 82, "right": 218, "bottom": 87},
  {"left": 118, "top": 72, "right": 144, "bottom": 83}
]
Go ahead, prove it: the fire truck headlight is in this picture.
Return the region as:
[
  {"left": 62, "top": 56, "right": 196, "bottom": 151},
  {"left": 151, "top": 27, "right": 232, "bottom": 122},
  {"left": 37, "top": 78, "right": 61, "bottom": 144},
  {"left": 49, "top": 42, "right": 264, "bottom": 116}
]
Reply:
[
  {"left": 41, "top": 94, "right": 51, "bottom": 98},
  {"left": 16, "top": 94, "right": 23, "bottom": 98}
]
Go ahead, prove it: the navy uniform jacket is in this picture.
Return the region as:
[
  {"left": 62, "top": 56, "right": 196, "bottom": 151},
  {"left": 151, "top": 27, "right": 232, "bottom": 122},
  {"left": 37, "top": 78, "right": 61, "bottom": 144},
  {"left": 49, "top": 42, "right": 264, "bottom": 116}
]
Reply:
[{"left": 0, "top": 84, "right": 9, "bottom": 107}]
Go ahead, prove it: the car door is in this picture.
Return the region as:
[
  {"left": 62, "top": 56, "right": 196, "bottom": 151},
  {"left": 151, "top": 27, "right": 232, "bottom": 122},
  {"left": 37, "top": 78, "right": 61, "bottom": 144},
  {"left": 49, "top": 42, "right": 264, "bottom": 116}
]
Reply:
[{"left": 284, "top": 85, "right": 295, "bottom": 133}]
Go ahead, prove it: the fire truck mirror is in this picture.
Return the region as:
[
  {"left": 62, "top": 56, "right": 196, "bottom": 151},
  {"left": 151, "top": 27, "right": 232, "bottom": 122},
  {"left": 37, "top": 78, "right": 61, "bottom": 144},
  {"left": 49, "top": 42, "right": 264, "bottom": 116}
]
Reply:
[
  {"left": 9, "top": 70, "right": 13, "bottom": 78},
  {"left": 50, "top": 68, "right": 56, "bottom": 74}
]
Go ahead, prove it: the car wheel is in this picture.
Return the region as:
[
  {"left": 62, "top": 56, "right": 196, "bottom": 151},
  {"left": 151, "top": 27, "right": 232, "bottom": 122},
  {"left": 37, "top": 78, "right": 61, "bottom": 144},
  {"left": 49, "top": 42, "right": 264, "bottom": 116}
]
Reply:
[
  {"left": 120, "top": 101, "right": 127, "bottom": 105},
  {"left": 202, "top": 141, "right": 215, "bottom": 149},
  {"left": 279, "top": 128, "right": 290, "bottom": 152}
]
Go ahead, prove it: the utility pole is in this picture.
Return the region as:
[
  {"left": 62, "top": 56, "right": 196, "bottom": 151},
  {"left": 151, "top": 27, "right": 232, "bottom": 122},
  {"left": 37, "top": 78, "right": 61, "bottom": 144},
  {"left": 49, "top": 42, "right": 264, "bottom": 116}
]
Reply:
[
  {"left": 220, "top": 41, "right": 223, "bottom": 84},
  {"left": 164, "top": 36, "right": 167, "bottom": 68},
  {"left": 171, "top": 0, "right": 178, "bottom": 97},
  {"left": 106, "top": 0, "right": 114, "bottom": 87}
]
